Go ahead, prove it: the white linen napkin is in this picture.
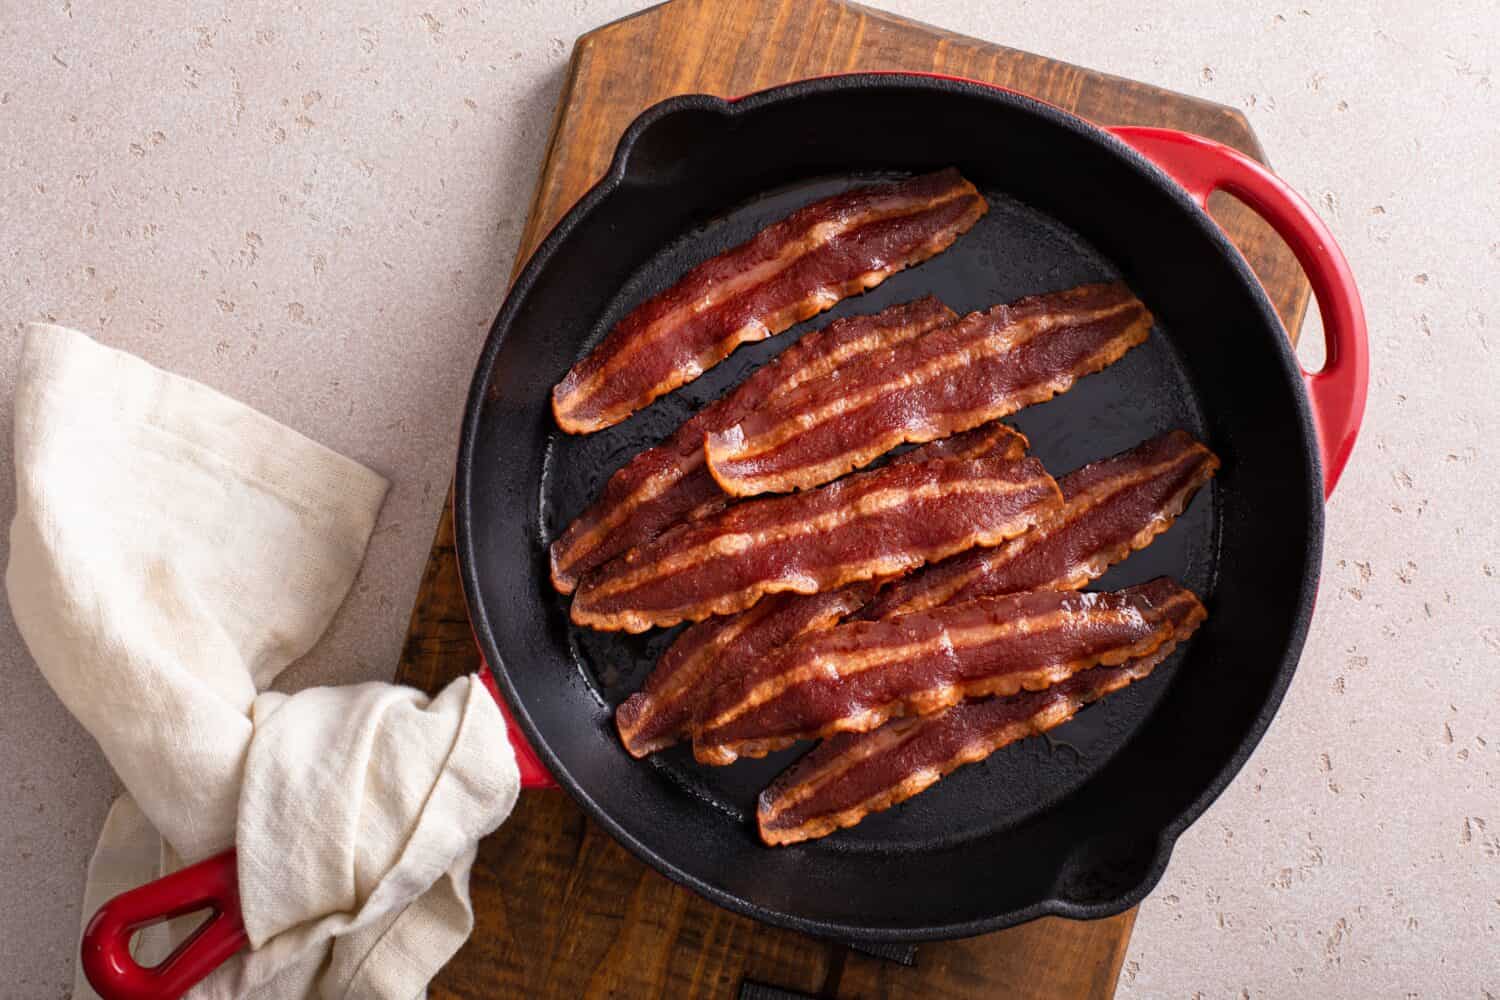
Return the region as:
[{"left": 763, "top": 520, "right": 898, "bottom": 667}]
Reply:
[{"left": 6, "top": 323, "right": 520, "bottom": 999}]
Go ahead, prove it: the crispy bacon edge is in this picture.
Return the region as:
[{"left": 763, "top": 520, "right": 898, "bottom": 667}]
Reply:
[{"left": 551, "top": 169, "right": 987, "bottom": 434}]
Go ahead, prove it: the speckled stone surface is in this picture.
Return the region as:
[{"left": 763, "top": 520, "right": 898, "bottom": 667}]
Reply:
[{"left": 2, "top": 2, "right": 1496, "bottom": 996}]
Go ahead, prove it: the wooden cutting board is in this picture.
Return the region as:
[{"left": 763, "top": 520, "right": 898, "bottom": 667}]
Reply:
[{"left": 393, "top": 1, "right": 1309, "bottom": 996}]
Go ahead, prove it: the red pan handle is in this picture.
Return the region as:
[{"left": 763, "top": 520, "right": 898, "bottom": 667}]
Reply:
[
  {"left": 80, "top": 672, "right": 548, "bottom": 1000},
  {"left": 1107, "top": 126, "right": 1368, "bottom": 497},
  {"left": 80, "top": 849, "right": 245, "bottom": 1000}
]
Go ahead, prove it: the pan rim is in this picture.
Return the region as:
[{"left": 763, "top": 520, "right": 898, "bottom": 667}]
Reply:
[{"left": 455, "top": 72, "right": 1325, "bottom": 941}]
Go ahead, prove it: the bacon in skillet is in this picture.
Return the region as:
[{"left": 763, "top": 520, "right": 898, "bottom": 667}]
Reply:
[
  {"left": 752, "top": 431, "right": 1217, "bottom": 841},
  {"left": 616, "top": 586, "right": 874, "bottom": 758},
  {"left": 613, "top": 422, "right": 1029, "bottom": 756},
  {"left": 572, "top": 451, "right": 1061, "bottom": 633},
  {"left": 548, "top": 298, "right": 959, "bottom": 593},
  {"left": 756, "top": 636, "right": 1192, "bottom": 845},
  {"left": 551, "top": 170, "right": 988, "bottom": 434},
  {"left": 692, "top": 577, "right": 1205, "bottom": 765},
  {"left": 864, "top": 430, "right": 1219, "bottom": 619},
  {"left": 704, "top": 282, "right": 1153, "bottom": 496}
]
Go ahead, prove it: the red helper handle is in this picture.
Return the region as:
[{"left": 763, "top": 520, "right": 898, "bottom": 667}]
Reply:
[
  {"left": 1107, "top": 126, "right": 1369, "bottom": 497},
  {"left": 80, "top": 673, "right": 548, "bottom": 1000},
  {"left": 732, "top": 76, "right": 1368, "bottom": 496}
]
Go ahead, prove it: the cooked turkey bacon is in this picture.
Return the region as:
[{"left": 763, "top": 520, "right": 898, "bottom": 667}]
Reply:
[
  {"left": 616, "top": 586, "right": 875, "bottom": 758},
  {"left": 572, "top": 452, "right": 1062, "bottom": 633},
  {"left": 551, "top": 170, "right": 988, "bottom": 434},
  {"left": 864, "top": 430, "right": 1219, "bottom": 619},
  {"left": 756, "top": 636, "right": 1190, "bottom": 845},
  {"left": 549, "top": 298, "right": 959, "bottom": 593},
  {"left": 704, "top": 282, "right": 1153, "bottom": 496},
  {"left": 612, "top": 421, "right": 1029, "bottom": 756},
  {"left": 692, "top": 578, "right": 1205, "bottom": 765},
  {"left": 753, "top": 431, "right": 1218, "bottom": 842}
]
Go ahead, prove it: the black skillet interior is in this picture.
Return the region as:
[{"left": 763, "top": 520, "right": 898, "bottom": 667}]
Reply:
[{"left": 457, "top": 75, "right": 1323, "bottom": 941}]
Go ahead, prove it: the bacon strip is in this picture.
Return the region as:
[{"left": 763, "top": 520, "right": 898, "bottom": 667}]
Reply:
[
  {"left": 756, "top": 636, "right": 1191, "bottom": 845},
  {"left": 863, "top": 430, "right": 1219, "bottom": 619},
  {"left": 616, "top": 587, "right": 874, "bottom": 758},
  {"left": 613, "top": 422, "right": 1029, "bottom": 756},
  {"left": 572, "top": 451, "right": 1061, "bottom": 633},
  {"left": 692, "top": 578, "right": 1205, "bottom": 765},
  {"left": 552, "top": 170, "right": 988, "bottom": 434},
  {"left": 704, "top": 282, "right": 1153, "bottom": 496},
  {"left": 548, "top": 299, "right": 959, "bottom": 593}
]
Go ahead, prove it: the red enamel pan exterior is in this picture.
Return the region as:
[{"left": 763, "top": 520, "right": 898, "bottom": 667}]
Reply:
[{"left": 80, "top": 73, "right": 1365, "bottom": 999}]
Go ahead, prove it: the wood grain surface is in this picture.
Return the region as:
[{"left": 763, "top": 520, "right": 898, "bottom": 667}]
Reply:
[{"left": 393, "top": 1, "right": 1310, "bottom": 996}]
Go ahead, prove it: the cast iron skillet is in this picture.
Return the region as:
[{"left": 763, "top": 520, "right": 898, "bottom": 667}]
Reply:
[
  {"left": 457, "top": 74, "right": 1368, "bottom": 938},
  {"left": 80, "top": 73, "right": 1367, "bottom": 997}
]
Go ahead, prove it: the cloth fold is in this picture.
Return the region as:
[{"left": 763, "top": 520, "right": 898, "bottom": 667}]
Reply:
[{"left": 6, "top": 323, "right": 519, "bottom": 999}]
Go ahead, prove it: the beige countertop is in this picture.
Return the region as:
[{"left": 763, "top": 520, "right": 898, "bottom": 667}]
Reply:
[{"left": 2, "top": 1, "right": 1495, "bottom": 996}]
